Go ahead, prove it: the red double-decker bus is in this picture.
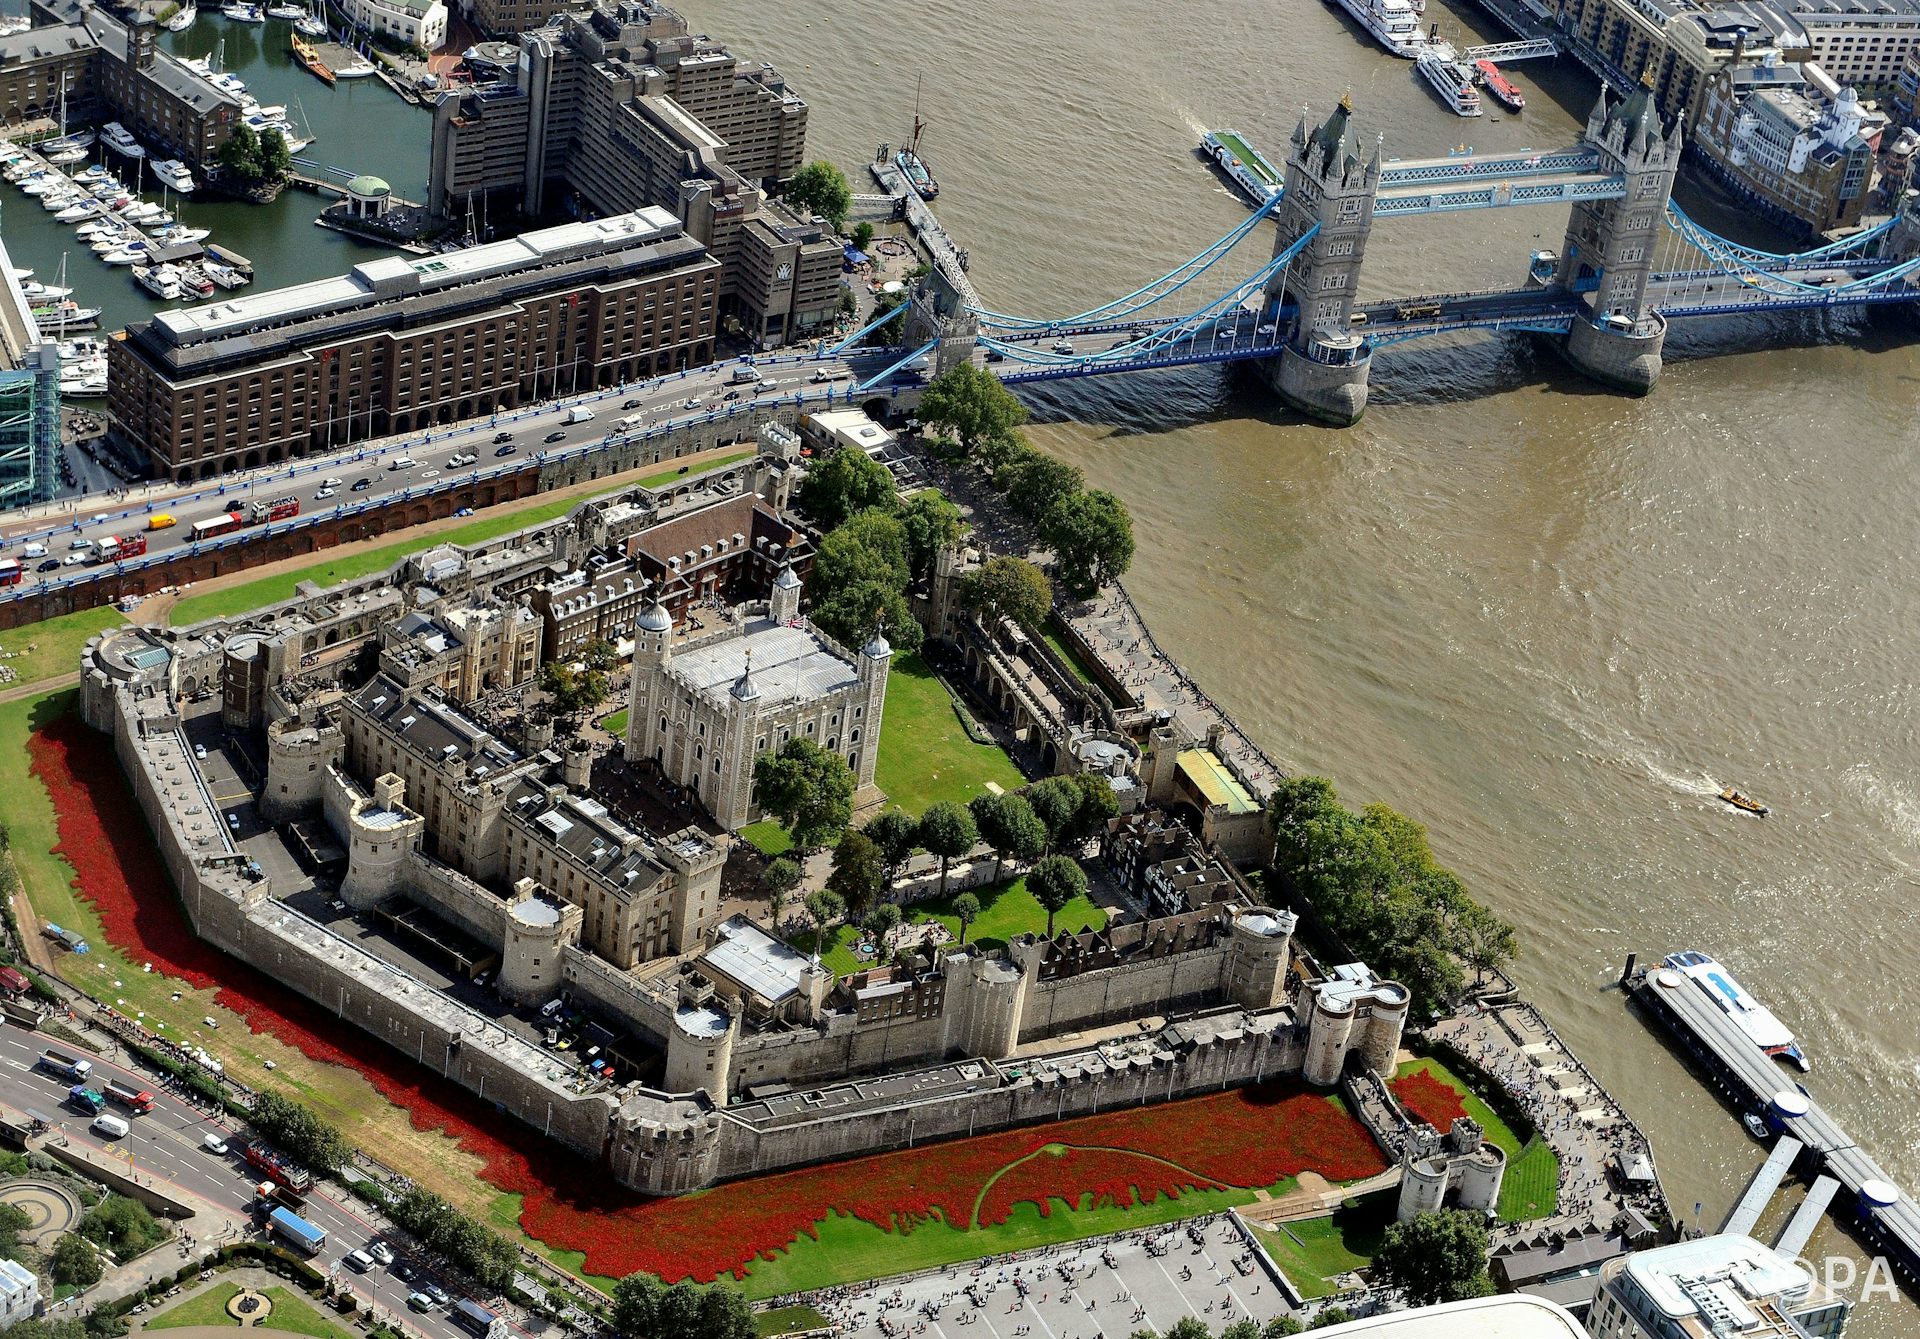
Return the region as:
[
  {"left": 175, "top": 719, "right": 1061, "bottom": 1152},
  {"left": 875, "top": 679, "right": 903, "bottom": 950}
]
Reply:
[
  {"left": 190, "top": 512, "right": 246, "bottom": 542},
  {"left": 0, "top": 559, "right": 21, "bottom": 587}
]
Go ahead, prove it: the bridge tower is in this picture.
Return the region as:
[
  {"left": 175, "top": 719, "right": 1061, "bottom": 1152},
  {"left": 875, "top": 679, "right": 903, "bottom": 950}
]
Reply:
[
  {"left": 1557, "top": 78, "right": 1682, "bottom": 394},
  {"left": 1261, "top": 97, "right": 1379, "bottom": 427},
  {"left": 903, "top": 264, "right": 980, "bottom": 377}
]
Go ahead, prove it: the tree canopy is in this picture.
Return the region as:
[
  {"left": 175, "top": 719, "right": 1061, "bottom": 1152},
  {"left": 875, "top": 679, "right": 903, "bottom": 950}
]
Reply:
[
  {"left": 863, "top": 809, "right": 920, "bottom": 881},
  {"left": 950, "top": 891, "right": 983, "bottom": 945},
  {"left": 247, "top": 1091, "right": 352, "bottom": 1174},
  {"left": 785, "top": 160, "right": 853, "bottom": 231},
  {"left": 216, "top": 123, "right": 291, "bottom": 187},
  {"left": 1000, "top": 445, "right": 1085, "bottom": 521},
  {"left": 1369, "top": 1209, "right": 1494, "bottom": 1305},
  {"left": 961, "top": 555, "right": 1053, "bottom": 632},
  {"left": 970, "top": 791, "right": 1047, "bottom": 881},
  {"left": 540, "top": 659, "right": 611, "bottom": 718},
  {"left": 47, "top": 1235, "right": 97, "bottom": 1287},
  {"left": 827, "top": 828, "right": 887, "bottom": 913},
  {"left": 389, "top": 1186, "right": 520, "bottom": 1289},
  {"left": 899, "top": 489, "right": 965, "bottom": 581},
  {"left": 1044, "top": 488, "right": 1136, "bottom": 597},
  {"left": 1027, "top": 854, "right": 1088, "bottom": 937},
  {"left": 916, "top": 800, "right": 978, "bottom": 896},
  {"left": 754, "top": 737, "right": 857, "bottom": 851},
  {"left": 1270, "top": 776, "right": 1517, "bottom": 1017},
  {"left": 918, "top": 364, "right": 1027, "bottom": 451},
  {"left": 798, "top": 445, "right": 897, "bottom": 530},
  {"left": 611, "top": 1274, "right": 754, "bottom": 1339}
]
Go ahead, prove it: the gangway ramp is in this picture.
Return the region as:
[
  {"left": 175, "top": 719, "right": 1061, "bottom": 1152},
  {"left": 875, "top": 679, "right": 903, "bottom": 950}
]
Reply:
[
  {"left": 1775, "top": 1176, "right": 1842, "bottom": 1257},
  {"left": 1723, "top": 1135, "right": 1804, "bottom": 1237},
  {"left": 1463, "top": 39, "right": 1557, "bottom": 62}
]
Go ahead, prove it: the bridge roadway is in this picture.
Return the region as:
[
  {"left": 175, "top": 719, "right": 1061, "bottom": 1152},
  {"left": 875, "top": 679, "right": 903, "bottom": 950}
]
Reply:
[
  {"left": 0, "top": 347, "right": 907, "bottom": 600},
  {"left": 0, "top": 1024, "right": 527, "bottom": 1339}
]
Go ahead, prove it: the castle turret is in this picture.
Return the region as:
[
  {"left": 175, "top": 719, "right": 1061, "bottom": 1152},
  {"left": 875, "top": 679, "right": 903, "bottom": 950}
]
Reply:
[
  {"left": 262, "top": 710, "right": 345, "bottom": 823},
  {"left": 499, "top": 879, "right": 582, "bottom": 1006},
  {"left": 1225, "top": 906, "right": 1296, "bottom": 1011},
  {"left": 665, "top": 978, "right": 737, "bottom": 1099},
  {"left": 770, "top": 558, "right": 802, "bottom": 623},
  {"left": 1304, "top": 984, "right": 1357, "bottom": 1086},
  {"left": 561, "top": 736, "right": 593, "bottom": 790},
  {"left": 341, "top": 773, "right": 424, "bottom": 909}
]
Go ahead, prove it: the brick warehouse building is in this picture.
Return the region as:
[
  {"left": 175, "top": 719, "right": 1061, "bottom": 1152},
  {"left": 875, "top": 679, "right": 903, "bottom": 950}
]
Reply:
[{"left": 107, "top": 209, "right": 718, "bottom": 483}]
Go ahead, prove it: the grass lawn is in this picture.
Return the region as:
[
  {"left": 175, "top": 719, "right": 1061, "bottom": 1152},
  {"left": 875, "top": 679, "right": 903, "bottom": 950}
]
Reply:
[
  {"left": 146, "top": 1282, "right": 242, "bottom": 1329},
  {"left": 257, "top": 1286, "right": 358, "bottom": 1339},
  {"left": 1395, "top": 1056, "right": 1559, "bottom": 1222},
  {"left": 0, "top": 691, "right": 513, "bottom": 1229},
  {"left": 738, "top": 1179, "right": 1277, "bottom": 1300},
  {"left": 0, "top": 604, "right": 122, "bottom": 688},
  {"left": 1036, "top": 622, "right": 1102, "bottom": 691},
  {"left": 739, "top": 820, "right": 793, "bottom": 857},
  {"left": 1253, "top": 1191, "right": 1396, "bottom": 1298},
  {"left": 755, "top": 1305, "right": 831, "bottom": 1337},
  {"left": 801, "top": 874, "right": 1108, "bottom": 976},
  {"left": 637, "top": 449, "right": 754, "bottom": 490},
  {"left": 873, "top": 653, "right": 1024, "bottom": 817},
  {"left": 599, "top": 708, "right": 629, "bottom": 737}
]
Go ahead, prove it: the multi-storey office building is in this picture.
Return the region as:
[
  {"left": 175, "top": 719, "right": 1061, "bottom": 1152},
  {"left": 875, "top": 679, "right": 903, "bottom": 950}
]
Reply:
[
  {"left": 0, "top": 237, "right": 58, "bottom": 510},
  {"left": 107, "top": 208, "right": 719, "bottom": 482}
]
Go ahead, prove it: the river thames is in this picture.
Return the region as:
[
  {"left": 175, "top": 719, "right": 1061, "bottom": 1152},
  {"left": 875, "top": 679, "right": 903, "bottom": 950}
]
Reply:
[{"left": 7, "top": 0, "right": 1920, "bottom": 1323}]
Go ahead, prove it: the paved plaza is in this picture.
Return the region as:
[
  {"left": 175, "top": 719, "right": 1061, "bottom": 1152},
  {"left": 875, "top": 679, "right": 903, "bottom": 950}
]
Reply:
[{"left": 815, "top": 1215, "right": 1302, "bottom": 1339}]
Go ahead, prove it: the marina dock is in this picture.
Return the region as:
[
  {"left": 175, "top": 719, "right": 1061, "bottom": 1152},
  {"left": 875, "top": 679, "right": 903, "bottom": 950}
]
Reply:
[{"left": 1630, "top": 963, "right": 1920, "bottom": 1281}]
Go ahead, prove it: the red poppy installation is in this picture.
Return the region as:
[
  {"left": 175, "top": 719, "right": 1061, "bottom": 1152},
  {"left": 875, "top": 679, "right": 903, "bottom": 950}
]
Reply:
[
  {"left": 29, "top": 713, "right": 1388, "bottom": 1284},
  {"left": 1390, "top": 1069, "right": 1470, "bottom": 1132}
]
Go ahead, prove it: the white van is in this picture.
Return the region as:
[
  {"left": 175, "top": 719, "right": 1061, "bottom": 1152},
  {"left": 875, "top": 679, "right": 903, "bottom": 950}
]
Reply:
[
  {"left": 91, "top": 1113, "right": 129, "bottom": 1140},
  {"left": 22, "top": 543, "right": 45, "bottom": 559},
  {"left": 387, "top": 457, "right": 416, "bottom": 471},
  {"left": 562, "top": 406, "right": 596, "bottom": 425}
]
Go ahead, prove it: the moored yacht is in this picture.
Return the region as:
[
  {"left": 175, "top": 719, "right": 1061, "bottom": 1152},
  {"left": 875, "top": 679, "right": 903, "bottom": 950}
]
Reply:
[
  {"left": 1327, "top": 0, "right": 1427, "bottom": 57},
  {"left": 1417, "top": 50, "right": 1482, "bottom": 116},
  {"left": 166, "top": 2, "right": 199, "bottom": 30},
  {"left": 101, "top": 121, "right": 147, "bottom": 159},
  {"left": 151, "top": 158, "right": 197, "bottom": 193}
]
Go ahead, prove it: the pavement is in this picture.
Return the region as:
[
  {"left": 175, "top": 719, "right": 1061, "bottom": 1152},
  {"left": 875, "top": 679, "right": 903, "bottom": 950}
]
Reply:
[
  {"left": 813, "top": 1214, "right": 1303, "bottom": 1339},
  {"left": 0, "top": 1023, "right": 560, "bottom": 1339}
]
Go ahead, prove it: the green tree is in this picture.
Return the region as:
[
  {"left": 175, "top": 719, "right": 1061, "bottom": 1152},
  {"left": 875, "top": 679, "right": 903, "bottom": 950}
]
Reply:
[
  {"left": 78, "top": 1196, "right": 160, "bottom": 1255},
  {"left": 969, "top": 791, "right": 1046, "bottom": 881},
  {"left": 1160, "top": 1320, "right": 1211, "bottom": 1339},
  {"left": 1369, "top": 1209, "right": 1493, "bottom": 1306},
  {"left": 216, "top": 122, "right": 263, "bottom": 183},
  {"left": 1311, "top": 1311, "right": 1355, "bottom": 1331},
  {"left": 1459, "top": 900, "right": 1519, "bottom": 986},
  {"left": 813, "top": 578, "right": 921, "bottom": 657},
  {"left": 611, "top": 1273, "right": 753, "bottom": 1339},
  {"left": 917, "top": 364, "right": 1028, "bottom": 452},
  {"left": 865, "top": 289, "right": 910, "bottom": 347},
  {"left": 1044, "top": 488, "right": 1135, "bottom": 597},
  {"left": 864, "top": 810, "right": 920, "bottom": 883},
  {"left": 257, "top": 125, "right": 292, "bottom": 179},
  {"left": 0, "top": 1202, "right": 30, "bottom": 1259},
  {"left": 950, "top": 891, "right": 982, "bottom": 946},
  {"left": 974, "top": 430, "right": 1022, "bottom": 475},
  {"left": 827, "top": 829, "right": 887, "bottom": 915},
  {"left": 1264, "top": 1320, "right": 1306, "bottom": 1338},
  {"left": 961, "top": 556, "right": 1053, "bottom": 632},
  {"left": 1222, "top": 1323, "right": 1262, "bottom": 1339},
  {"left": 813, "top": 509, "right": 910, "bottom": 595},
  {"left": 540, "top": 659, "right": 609, "bottom": 718},
  {"left": 797, "top": 445, "right": 897, "bottom": 529},
  {"left": 761, "top": 856, "right": 801, "bottom": 924},
  {"left": 898, "top": 489, "right": 965, "bottom": 581},
  {"left": 916, "top": 800, "right": 978, "bottom": 897},
  {"left": 999, "top": 445, "right": 1084, "bottom": 520},
  {"left": 804, "top": 888, "right": 845, "bottom": 933},
  {"left": 389, "top": 1186, "right": 518, "bottom": 1289},
  {"left": 1026, "top": 774, "right": 1083, "bottom": 853},
  {"left": 863, "top": 900, "right": 903, "bottom": 942},
  {"left": 753, "top": 737, "right": 856, "bottom": 851},
  {"left": 247, "top": 1091, "right": 352, "bottom": 1174},
  {"left": 851, "top": 221, "right": 875, "bottom": 251},
  {"left": 785, "top": 160, "right": 853, "bottom": 231},
  {"left": 583, "top": 637, "right": 621, "bottom": 672},
  {"left": 1027, "top": 853, "right": 1088, "bottom": 937},
  {"left": 1063, "top": 771, "right": 1119, "bottom": 846},
  {"left": 48, "top": 1234, "right": 99, "bottom": 1287}
]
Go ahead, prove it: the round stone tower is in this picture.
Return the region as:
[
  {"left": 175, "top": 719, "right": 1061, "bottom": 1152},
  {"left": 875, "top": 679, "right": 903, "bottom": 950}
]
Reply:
[
  {"left": 262, "top": 712, "right": 344, "bottom": 822},
  {"left": 1304, "top": 989, "right": 1357, "bottom": 1086},
  {"left": 1361, "top": 980, "right": 1411, "bottom": 1076},
  {"left": 1225, "top": 906, "right": 1296, "bottom": 1011},
  {"left": 665, "top": 1001, "right": 736, "bottom": 1099},
  {"left": 1396, "top": 1153, "right": 1450, "bottom": 1220},
  {"left": 499, "top": 886, "right": 575, "bottom": 1005},
  {"left": 341, "top": 773, "right": 423, "bottom": 909}
]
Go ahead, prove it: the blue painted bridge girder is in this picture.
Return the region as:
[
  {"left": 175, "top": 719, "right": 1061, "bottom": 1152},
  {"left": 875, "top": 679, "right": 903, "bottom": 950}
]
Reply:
[
  {"left": 1377, "top": 146, "right": 1604, "bottom": 187},
  {"left": 1375, "top": 172, "right": 1627, "bottom": 216}
]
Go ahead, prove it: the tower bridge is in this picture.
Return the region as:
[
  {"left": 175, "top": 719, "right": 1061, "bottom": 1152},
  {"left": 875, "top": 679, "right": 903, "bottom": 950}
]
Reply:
[{"left": 889, "top": 81, "right": 1920, "bottom": 426}]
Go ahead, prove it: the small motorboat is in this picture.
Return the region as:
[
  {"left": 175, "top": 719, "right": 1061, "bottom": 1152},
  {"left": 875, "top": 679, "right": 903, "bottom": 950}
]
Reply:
[
  {"left": 166, "top": 2, "right": 199, "bottom": 31},
  {"left": 1718, "top": 788, "right": 1770, "bottom": 816},
  {"left": 222, "top": 3, "right": 266, "bottom": 22},
  {"left": 1742, "top": 1112, "right": 1771, "bottom": 1140}
]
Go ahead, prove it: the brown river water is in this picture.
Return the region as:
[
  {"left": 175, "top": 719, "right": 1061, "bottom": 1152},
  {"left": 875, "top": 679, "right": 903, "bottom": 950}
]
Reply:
[{"left": 692, "top": 0, "right": 1920, "bottom": 1325}]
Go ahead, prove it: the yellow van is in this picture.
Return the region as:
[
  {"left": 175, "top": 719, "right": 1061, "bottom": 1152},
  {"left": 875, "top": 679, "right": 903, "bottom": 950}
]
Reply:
[{"left": 147, "top": 514, "right": 176, "bottom": 531}]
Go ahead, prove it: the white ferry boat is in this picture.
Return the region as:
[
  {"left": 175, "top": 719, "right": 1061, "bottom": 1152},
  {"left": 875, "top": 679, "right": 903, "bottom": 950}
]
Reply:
[
  {"left": 1201, "top": 130, "right": 1283, "bottom": 205},
  {"left": 1663, "top": 951, "right": 1810, "bottom": 1071},
  {"left": 151, "top": 158, "right": 197, "bottom": 193},
  {"left": 1417, "top": 51, "right": 1482, "bottom": 116},
  {"left": 101, "top": 122, "right": 146, "bottom": 160},
  {"left": 1327, "top": 0, "right": 1426, "bottom": 58}
]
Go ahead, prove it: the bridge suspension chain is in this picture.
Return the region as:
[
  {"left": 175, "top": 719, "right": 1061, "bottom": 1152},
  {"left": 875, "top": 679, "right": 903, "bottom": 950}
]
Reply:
[
  {"left": 1664, "top": 200, "right": 1897, "bottom": 269},
  {"left": 970, "top": 190, "right": 1288, "bottom": 332}
]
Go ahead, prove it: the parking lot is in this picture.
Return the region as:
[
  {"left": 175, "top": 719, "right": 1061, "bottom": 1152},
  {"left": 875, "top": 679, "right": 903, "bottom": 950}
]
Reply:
[{"left": 819, "top": 1215, "right": 1299, "bottom": 1339}]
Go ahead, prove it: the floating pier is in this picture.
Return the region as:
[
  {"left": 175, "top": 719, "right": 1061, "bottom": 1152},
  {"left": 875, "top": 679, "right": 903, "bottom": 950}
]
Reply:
[{"left": 1631, "top": 962, "right": 1920, "bottom": 1283}]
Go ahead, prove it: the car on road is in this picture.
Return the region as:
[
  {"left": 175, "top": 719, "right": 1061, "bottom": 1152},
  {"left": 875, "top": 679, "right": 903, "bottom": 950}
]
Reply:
[
  {"left": 387, "top": 457, "right": 415, "bottom": 471},
  {"left": 1257, "top": 323, "right": 1277, "bottom": 337},
  {"left": 392, "top": 1262, "right": 417, "bottom": 1283},
  {"left": 314, "top": 488, "right": 336, "bottom": 500},
  {"left": 723, "top": 389, "right": 741, "bottom": 401},
  {"left": 421, "top": 1282, "right": 449, "bottom": 1307},
  {"left": 61, "top": 554, "right": 83, "bottom": 566},
  {"left": 344, "top": 1249, "right": 375, "bottom": 1273},
  {"left": 322, "top": 477, "right": 343, "bottom": 488},
  {"left": 622, "top": 399, "right": 641, "bottom": 410},
  {"left": 36, "top": 559, "right": 58, "bottom": 573},
  {"left": 406, "top": 1292, "right": 435, "bottom": 1313},
  {"left": 194, "top": 744, "right": 207, "bottom": 760},
  {"left": 683, "top": 396, "right": 701, "bottom": 409},
  {"left": 445, "top": 453, "right": 474, "bottom": 467},
  {"left": 201, "top": 1133, "right": 228, "bottom": 1155},
  {"left": 1051, "top": 341, "right": 1075, "bottom": 355},
  {"left": 367, "top": 1242, "right": 395, "bottom": 1267},
  {"left": 493, "top": 443, "right": 517, "bottom": 457},
  {"left": 454, "top": 507, "right": 473, "bottom": 517},
  {"left": 543, "top": 431, "right": 566, "bottom": 443},
  {"left": 226, "top": 813, "right": 240, "bottom": 831},
  {"left": 351, "top": 477, "right": 372, "bottom": 491},
  {"left": 493, "top": 431, "right": 514, "bottom": 443},
  {"left": 69, "top": 537, "right": 94, "bottom": 551}
]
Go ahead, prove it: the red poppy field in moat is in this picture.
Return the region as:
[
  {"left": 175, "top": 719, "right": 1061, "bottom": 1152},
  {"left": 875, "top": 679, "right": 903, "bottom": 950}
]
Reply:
[
  {"left": 1390, "top": 1069, "right": 1470, "bottom": 1133},
  {"left": 30, "top": 715, "right": 1387, "bottom": 1282}
]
